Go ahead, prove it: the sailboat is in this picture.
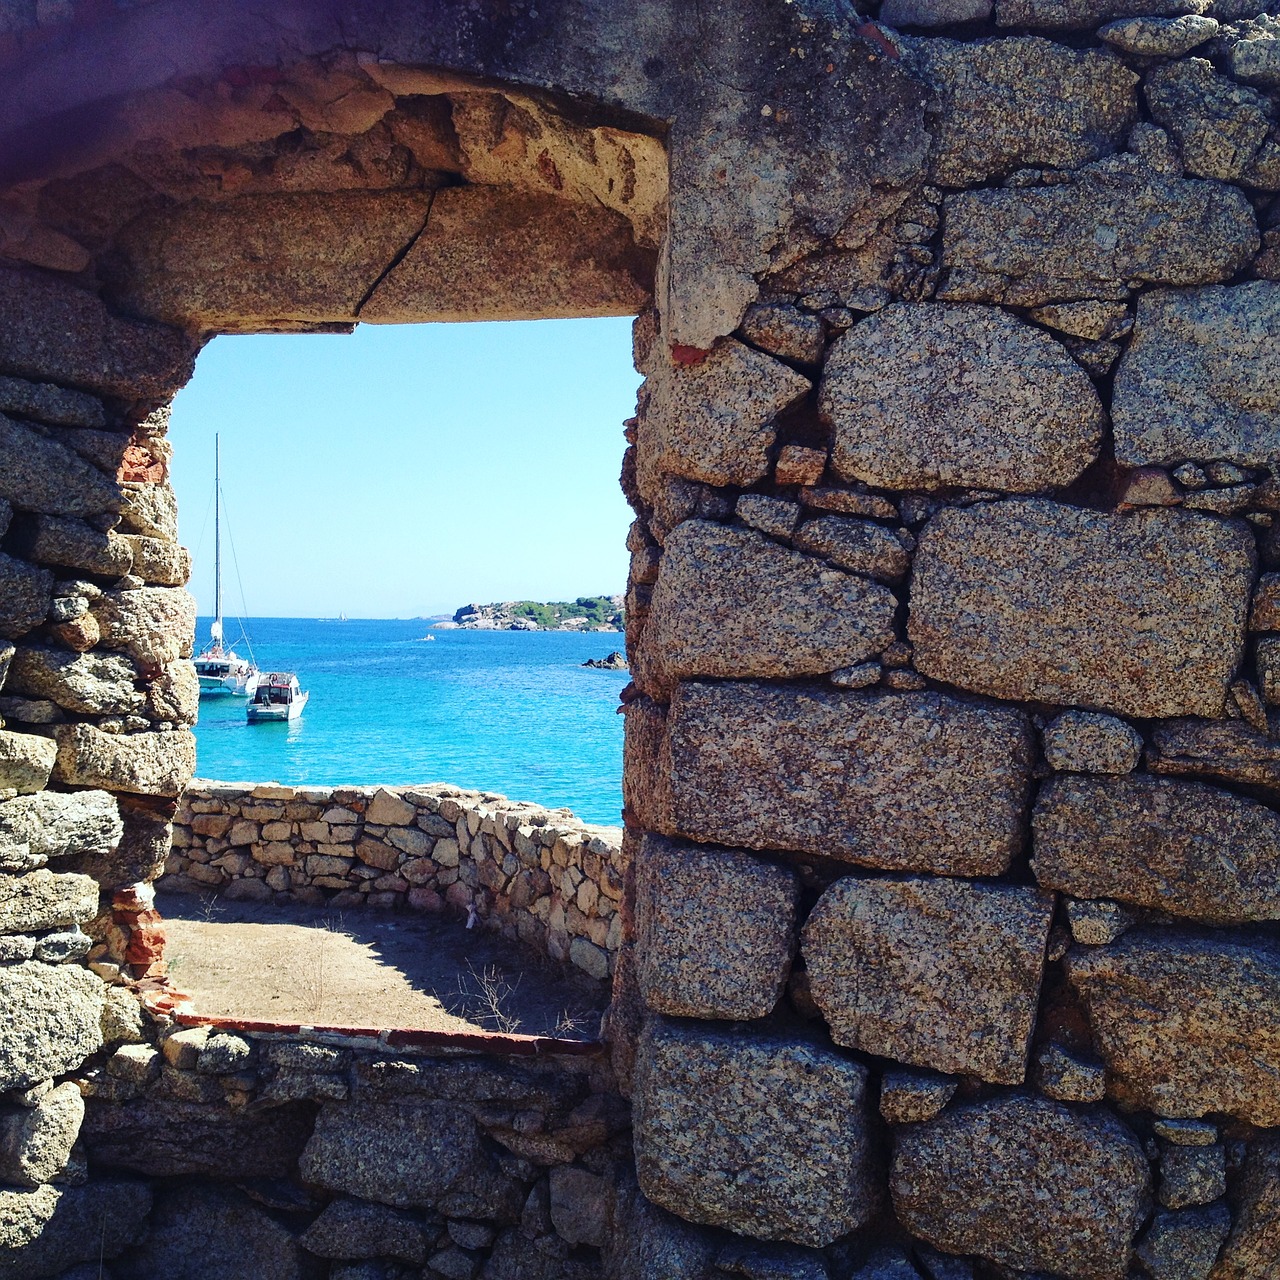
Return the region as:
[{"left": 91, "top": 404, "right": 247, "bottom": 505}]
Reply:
[{"left": 193, "top": 434, "right": 261, "bottom": 698}]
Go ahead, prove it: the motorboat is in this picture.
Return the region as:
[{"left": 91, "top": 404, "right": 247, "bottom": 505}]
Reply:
[
  {"left": 247, "top": 672, "right": 309, "bottom": 723},
  {"left": 195, "top": 434, "right": 262, "bottom": 698}
]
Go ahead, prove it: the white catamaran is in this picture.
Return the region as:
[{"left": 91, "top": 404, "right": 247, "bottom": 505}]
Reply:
[{"left": 193, "top": 435, "right": 261, "bottom": 698}]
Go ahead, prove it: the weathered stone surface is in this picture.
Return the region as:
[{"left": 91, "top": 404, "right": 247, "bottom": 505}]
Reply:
[
  {"left": 1099, "top": 13, "right": 1219, "bottom": 53},
  {"left": 940, "top": 154, "right": 1258, "bottom": 307},
  {"left": 644, "top": 522, "right": 895, "bottom": 686},
  {"left": 635, "top": 835, "right": 799, "bottom": 1019},
  {"left": 0, "top": 789, "right": 120, "bottom": 875},
  {"left": 0, "top": 1180, "right": 151, "bottom": 1280},
  {"left": 879, "top": 1069, "right": 958, "bottom": 1125},
  {"left": 1042, "top": 711, "right": 1142, "bottom": 773},
  {"left": 1035, "top": 1042, "right": 1106, "bottom": 1102},
  {"left": 0, "top": 554, "right": 52, "bottom": 640},
  {"left": 118, "top": 481, "right": 178, "bottom": 542},
  {"left": 0, "top": 961, "right": 104, "bottom": 1091},
  {"left": 52, "top": 724, "right": 196, "bottom": 796},
  {"left": 637, "top": 340, "right": 811, "bottom": 494},
  {"left": 82, "top": 1097, "right": 314, "bottom": 1177},
  {"left": 803, "top": 876, "right": 1053, "bottom": 1083},
  {"left": 735, "top": 493, "right": 801, "bottom": 539},
  {"left": 90, "top": 585, "right": 195, "bottom": 665},
  {"left": 120, "top": 533, "right": 189, "bottom": 587},
  {"left": 1159, "top": 1142, "right": 1226, "bottom": 1208},
  {"left": 0, "top": 417, "right": 120, "bottom": 522},
  {"left": 1213, "top": 1134, "right": 1280, "bottom": 1280},
  {"left": 360, "top": 185, "right": 653, "bottom": 324},
  {"left": 665, "top": 682, "right": 1034, "bottom": 874},
  {"left": 883, "top": 0, "right": 993, "bottom": 23},
  {"left": 14, "top": 515, "right": 133, "bottom": 577},
  {"left": 0, "top": 869, "right": 97, "bottom": 934},
  {"left": 1137, "top": 1204, "right": 1230, "bottom": 1280},
  {"left": 1146, "top": 59, "right": 1271, "bottom": 181},
  {"left": 300, "top": 1097, "right": 487, "bottom": 1208},
  {"left": 791, "top": 516, "right": 910, "bottom": 582},
  {"left": 909, "top": 500, "right": 1254, "bottom": 718},
  {"left": 995, "top": 0, "right": 1210, "bottom": 28},
  {"left": 7, "top": 645, "right": 142, "bottom": 715},
  {"left": 1034, "top": 774, "right": 1280, "bottom": 923},
  {"left": 0, "top": 267, "right": 196, "bottom": 399},
  {"left": 634, "top": 1020, "right": 874, "bottom": 1247},
  {"left": 820, "top": 303, "right": 1102, "bottom": 494},
  {"left": 144, "top": 657, "right": 198, "bottom": 725},
  {"left": 606, "top": 1179, "right": 720, "bottom": 1280},
  {"left": 739, "top": 302, "right": 825, "bottom": 365},
  {"left": 891, "top": 1094, "right": 1150, "bottom": 1280},
  {"left": 121, "top": 1183, "right": 311, "bottom": 1280},
  {"left": 0, "top": 376, "right": 104, "bottom": 429},
  {"left": 110, "top": 190, "right": 433, "bottom": 329},
  {"left": 1148, "top": 715, "right": 1280, "bottom": 797},
  {"left": 1067, "top": 898, "right": 1137, "bottom": 946},
  {"left": 0, "top": 731, "right": 56, "bottom": 797},
  {"left": 1112, "top": 284, "right": 1280, "bottom": 468},
  {"left": 910, "top": 38, "right": 1136, "bottom": 187},
  {"left": 0, "top": 1081, "right": 84, "bottom": 1186},
  {"left": 299, "top": 1196, "right": 432, "bottom": 1265},
  {"left": 1231, "top": 26, "right": 1280, "bottom": 88},
  {"left": 1066, "top": 930, "right": 1280, "bottom": 1125}
]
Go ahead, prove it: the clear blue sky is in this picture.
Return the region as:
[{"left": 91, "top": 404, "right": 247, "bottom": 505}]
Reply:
[{"left": 168, "top": 318, "right": 639, "bottom": 619}]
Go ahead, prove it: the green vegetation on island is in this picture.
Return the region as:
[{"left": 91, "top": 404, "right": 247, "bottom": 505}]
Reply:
[{"left": 449, "top": 595, "right": 624, "bottom": 631}]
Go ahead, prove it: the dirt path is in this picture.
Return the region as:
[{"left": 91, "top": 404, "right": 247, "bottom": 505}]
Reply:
[{"left": 159, "top": 895, "right": 606, "bottom": 1040}]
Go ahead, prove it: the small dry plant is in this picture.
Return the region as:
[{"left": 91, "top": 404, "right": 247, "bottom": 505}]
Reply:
[
  {"left": 299, "top": 911, "right": 346, "bottom": 1018},
  {"left": 448, "top": 959, "right": 523, "bottom": 1034}
]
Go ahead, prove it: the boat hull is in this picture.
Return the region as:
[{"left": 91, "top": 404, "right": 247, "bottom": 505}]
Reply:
[{"left": 247, "top": 690, "right": 308, "bottom": 723}]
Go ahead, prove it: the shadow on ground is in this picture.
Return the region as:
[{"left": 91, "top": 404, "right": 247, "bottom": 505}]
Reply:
[{"left": 157, "top": 893, "right": 608, "bottom": 1040}]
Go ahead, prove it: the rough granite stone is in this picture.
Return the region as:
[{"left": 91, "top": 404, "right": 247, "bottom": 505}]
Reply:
[
  {"left": 0, "top": 1180, "right": 152, "bottom": 1280},
  {"left": 122, "top": 533, "right": 190, "bottom": 587},
  {"left": 0, "top": 376, "right": 104, "bottom": 429},
  {"left": 637, "top": 340, "right": 811, "bottom": 494},
  {"left": 735, "top": 493, "right": 800, "bottom": 539},
  {"left": 994, "top": 0, "right": 1211, "bottom": 28},
  {"left": 1033, "top": 774, "right": 1280, "bottom": 923},
  {"left": 635, "top": 836, "right": 799, "bottom": 1019},
  {"left": 1148, "top": 715, "right": 1280, "bottom": 798},
  {"left": 118, "top": 482, "right": 178, "bottom": 542},
  {"left": 145, "top": 657, "right": 199, "bottom": 725},
  {"left": 1146, "top": 59, "right": 1272, "bottom": 181},
  {"left": 0, "top": 1081, "right": 84, "bottom": 1186},
  {"left": 1034, "top": 1042, "right": 1106, "bottom": 1102},
  {"left": 1136, "top": 1204, "right": 1230, "bottom": 1280},
  {"left": 644, "top": 521, "right": 895, "bottom": 686},
  {"left": 1066, "top": 898, "right": 1137, "bottom": 946},
  {"left": 1112, "top": 284, "right": 1280, "bottom": 468},
  {"left": 1042, "top": 711, "right": 1142, "bottom": 774},
  {"left": 299, "top": 1196, "right": 432, "bottom": 1265},
  {"left": 7, "top": 645, "right": 142, "bottom": 716},
  {"left": 0, "top": 789, "right": 121, "bottom": 869},
  {"left": 891, "top": 1094, "right": 1150, "bottom": 1280},
  {"left": 879, "top": 1069, "right": 959, "bottom": 1125},
  {"left": 14, "top": 515, "right": 133, "bottom": 578},
  {"left": 0, "top": 266, "right": 196, "bottom": 399},
  {"left": 882, "top": 0, "right": 993, "bottom": 25},
  {"left": 0, "top": 869, "right": 98, "bottom": 935},
  {"left": 665, "top": 682, "right": 1035, "bottom": 874},
  {"left": 1067, "top": 930, "right": 1280, "bottom": 1125},
  {"left": 909, "top": 38, "right": 1137, "bottom": 187},
  {"left": 0, "top": 415, "right": 121, "bottom": 520},
  {"left": 1159, "top": 1142, "right": 1226, "bottom": 1208},
  {"left": 738, "top": 302, "right": 825, "bottom": 365},
  {"left": 1099, "top": 13, "right": 1219, "bottom": 53},
  {"left": 634, "top": 1020, "right": 874, "bottom": 1247},
  {"left": 1212, "top": 1133, "right": 1280, "bottom": 1280},
  {"left": 0, "top": 961, "right": 104, "bottom": 1091},
  {"left": 90, "top": 585, "right": 196, "bottom": 665},
  {"left": 121, "top": 1182, "right": 311, "bottom": 1280},
  {"left": 820, "top": 303, "right": 1101, "bottom": 494},
  {"left": 0, "top": 732, "right": 56, "bottom": 797},
  {"left": 803, "top": 875, "right": 1053, "bottom": 1083},
  {"left": 300, "top": 1097, "right": 486, "bottom": 1208},
  {"left": 791, "top": 516, "right": 910, "bottom": 582},
  {"left": 0, "top": 554, "right": 53, "bottom": 641},
  {"left": 52, "top": 724, "right": 196, "bottom": 796},
  {"left": 940, "top": 154, "right": 1258, "bottom": 307},
  {"left": 909, "top": 499, "right": 1254, "bottom": 718}
]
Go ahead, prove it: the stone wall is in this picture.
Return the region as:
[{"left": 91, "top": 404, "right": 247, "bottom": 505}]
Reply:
[
  {"left": 2, "top": 0, "right": 1280, "bottom": 1277},
  {"left": 166, "top": 781, "right": 626, "bottom": 980}
]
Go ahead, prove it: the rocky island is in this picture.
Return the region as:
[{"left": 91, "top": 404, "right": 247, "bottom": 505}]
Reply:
[{"left": 443, "top": 595, "right": 624, "bottom": 631}]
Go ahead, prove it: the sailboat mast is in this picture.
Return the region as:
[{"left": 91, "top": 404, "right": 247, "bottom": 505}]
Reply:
[{"left": 214, "top": 433, "right": 223, "bottom": 644}]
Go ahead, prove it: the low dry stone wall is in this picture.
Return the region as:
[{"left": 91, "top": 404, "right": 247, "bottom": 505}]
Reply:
[{"left": 165, "top": 782, "right": 626, "bottom": 980}]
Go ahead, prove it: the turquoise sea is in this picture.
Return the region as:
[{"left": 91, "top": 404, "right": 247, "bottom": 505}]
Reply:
[{"left": 192, "top": 619, "right": 628, "bottom": 826}]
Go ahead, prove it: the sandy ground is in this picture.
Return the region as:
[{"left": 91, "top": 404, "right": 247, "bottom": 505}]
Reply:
[{"left": 158, "top": 894, "right": 607, "bottom": 1040}]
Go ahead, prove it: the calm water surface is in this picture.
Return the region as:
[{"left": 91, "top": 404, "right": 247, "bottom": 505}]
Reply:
[{"left": 194, "top": 619, "right": 627, "bottom": 826}]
